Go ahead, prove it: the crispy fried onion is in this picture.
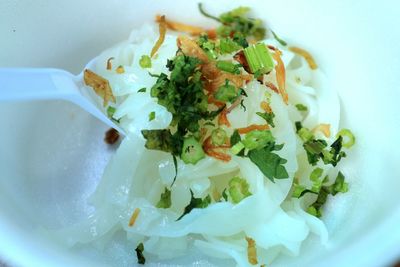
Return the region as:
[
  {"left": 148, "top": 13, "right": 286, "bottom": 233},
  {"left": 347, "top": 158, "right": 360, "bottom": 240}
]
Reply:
[
  {"left": 237, "top": 124, "right": 269, "bottom": 134},
  {"left": 156, "top": 15, "right": 216, "bottom": 38},
  {"left": 245, "top": 236, "right": 258, "bottom": 265},
  {"left": 260, "top": 101, "right": 272, "bottom": 113},
  {"left": 289, "top": 46, "right": 318, "bottom": 70},
  {"left": 128, "top": 208, "right": 140, "bottom": 227},
  {"left": 84, "top": 69, "right": 116, "bottom": 107},
  {"left": 202, "top": 136, "right": 231, "bottom": 162},
  {"left": 151, "top": 15, "right": 167, "bottom": 58},
  {"left": 218, "top": 108, "right": 231, "bottom": 127},
  {"left": 312, "top": 123, "right": 331, "bottom": 138},
  {"left": 272, "top": 49, "right": 288, "bottom": 105}
]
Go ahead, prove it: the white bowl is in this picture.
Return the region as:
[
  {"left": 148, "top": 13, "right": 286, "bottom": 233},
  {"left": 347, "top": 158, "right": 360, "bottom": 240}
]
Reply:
[{"left": 1, "top": 0, "right": 400, "bottom": 266}]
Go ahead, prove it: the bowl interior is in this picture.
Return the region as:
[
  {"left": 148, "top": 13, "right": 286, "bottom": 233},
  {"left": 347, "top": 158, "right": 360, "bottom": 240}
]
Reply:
[{"left": 1, "top": 0, "right": 400, "bottom": 266}]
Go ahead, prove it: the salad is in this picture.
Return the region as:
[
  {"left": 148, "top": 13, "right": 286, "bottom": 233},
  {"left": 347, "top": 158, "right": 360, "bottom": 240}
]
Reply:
[{"left": 60, "top": 4, "right": 355, "bottom": 266}]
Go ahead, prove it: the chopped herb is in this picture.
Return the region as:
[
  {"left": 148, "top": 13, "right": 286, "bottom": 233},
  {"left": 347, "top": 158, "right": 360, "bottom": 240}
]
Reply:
[
  {"left": 156, "top": 188, "right": 172, "bottom": 208},
  {"left": 228, "top": 176, "right": 252, "bottom": 203},
  {"left": 148, "top": 111, "right": 156, "bottom": 121},
  {"left": 240, "top": 99, "right": 247, "bottom": 111},
  {"left": 135, "top": 243, "right": 146, "bottom": 265},
  {"left": 221, "top": 188, "right": 228, "bottom": 201},
  {"left": 271, "top": 30, "right": 287, "bottom": 46},
  {"left": 137, "top": 87, "right": 146, "bottom": 93},
  {"left": 292, "top": 182, "right": 317, "bottom": 198},
  {"left": 141, "top": 129, "right": 176, "bottom": 154},
  {"left": 296, "top": 122, "right": 347, "bottom": 166},
  {"left": 181, "top": 136, "right": 205, "bottom": 164},
  {"left": 242, "top": 130, "right": 274, "bottom": 150},
  {"left": 238, "top": 88, "right": 248, "bottom": 97},
  {"left": 336, "top": 129, "right": 355, "bottom": 148},
  {"left": 256, "top": 111, "right": 275, "bottom": 127},
  {"left": 248, "top": 143, "right": 289, "bottom": 181},
  {"left": 230, "top": 129, "right": 242, "bottom": 146},
  {"left": 306, "top": 172, "right": 349, "bottom": 217},
  {"left": 216, "top": 60, "right": 241, "bottom": 74},
  {"left": 243, "top": 43, "right": 274, "bottom": 75},
  {"left": 214, "top": 80, "right": 237, "bottom": 103},
  {"left": 219, "top": 38, "right": 242, "bottom": 54},
  {"left": 172, "top": 155, "right": 178, "bottom": 185},
  {"left": 197, "top": 35, "right": 218, "bottom": 60},
  {"left": 177, "top": 190, "right": 211, "bottom": 220},
  {"left": 139, "top": 55, "right": 152, "bottom": 68},
  {"left": 295, "top": 103, "right": 308, "bottom": 111},
  {"left": 211, "top": 128, "right": 227, "bottom": 146}
]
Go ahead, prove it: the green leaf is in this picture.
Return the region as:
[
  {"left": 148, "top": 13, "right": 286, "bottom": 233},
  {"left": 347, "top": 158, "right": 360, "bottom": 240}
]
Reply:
[
  {"left": 177, "top": 190, "right": 211, "bottom": 220},
  {"left": 248, "top": 145, "right": 289, "bottom": 181},
  {"left": 135, "top": 243, "right": 146, "bottom": 265},
  {"left": 256, "top": 111, "right": 275, "bottom": 127},
  {"left": 216, "top": 60, "right": 241, "bottom": 74},
  {"left": 137, "top": 87, "right": 146, "bottom": 93},
  {"left": 148, "top": 111, "right": 156, "bottom": 121},
  {"left": 156, "top": 188, "right": 172, "bottom": 209}
]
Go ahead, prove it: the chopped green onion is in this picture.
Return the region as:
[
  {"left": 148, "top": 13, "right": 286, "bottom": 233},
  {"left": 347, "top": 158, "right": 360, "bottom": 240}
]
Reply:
[
  {"left": 256, "top": 112, "right": 275, "bottom": 127},
  {"left": 295, "top": 103, "right": 308, "bottom": 111},
  {"left": 148, "top": 111, "right": 156, "bottom": 121},
  {"left": 219, "top": 38, "right": 242, "bottom": 54},
  {"left": 336, "top": 129, "right": 355, "bottom": 148},
  {"left": 216, "top": 60, "right": 241, "bottom": 74},
  {"left": 298, "top": 128, "right": 314, "bottom": 142},
  {"left": 137, "top": 87, "right": 146, "bottom": 93},
  {"left": 139, "top": 55, "right": 152, "bottom": 68},
  {"left": 271, "top": 30, "right": 287, "bottom": 46},
  {"left": 243, "top": 43, "right": 274, "bottom": 74},
  {"left": 214, "top": 80, "right": 237, "bottom": 103},
  {"left": 292, "top": 183, "right": 306, "bottom": 198},
  {"left": 228, "top": 176, "right": 252, "bottom": 203},
  {"left": 107, "top": 106, "right": 116, "bottom": 118},
  {"left": 310, "top": 167, "right": 323, "bottom": 181},
  {"left": 242, "top": 130, "right": 274, "bottom": 150},
  {"left": 328, "top": 171, "right": 349, "bottom": 195},
  {"left": 231, "top": 141, "right": 245, "bottom": 155},
  {"left": 211, "top": 128, "right": 227, "bottom": 146},
  {"left": 181, "top": 136, "right": 205, "bottom": 164}
]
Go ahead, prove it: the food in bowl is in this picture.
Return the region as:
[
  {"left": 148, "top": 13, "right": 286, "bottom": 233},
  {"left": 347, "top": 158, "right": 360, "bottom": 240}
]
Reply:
[{"left": 57, "top": 4, "right": 355, "bottom": 266}]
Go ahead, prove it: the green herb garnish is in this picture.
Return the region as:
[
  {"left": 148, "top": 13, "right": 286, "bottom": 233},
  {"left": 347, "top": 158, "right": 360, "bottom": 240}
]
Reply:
[
  {"left": 219, "top": 38, "right": 242, "bottom": 54},
  {"left": 214, "top": 79, "right": 237, "bottom": 103},
  {"left": 228, "top": 176, "right": 252, "bottom": 203},
  {"left": 177, "top": 190, "right": 211, "bottom": 220},
  {"left": 135, "top": 243, "right": 146, "bottom": 265},
  {"left": 248, "top": 143, "right": 289, "bottom": 181},
  {"left": 139, "top": 55, "right": 152, "bottom": 68},
  {"left": 148, "top": 111, "right": 156, "bottom": 121},
  {"left": 295, "top": 103, "right": 308, "bottom": 111},
  {"left": 256, "top": 111, "right": 275, "bottom": 127},
  {"left": 243, "top": 43, "right": 274, "bottom": 75},
  {"left": 137, "top": 87, "right": 146, "bottom": 93},
  {"left": 216, "top": 60, "right": 241, "bottom": 74},
  {"left": 181, "top": 136, "right": 205, "bottom": 164},
  {"left": 211, "top": 128, "right": 227, "bottom": 146},
  {"left": 336, "top": 129, "right": 355, "bottom": 148},
  {"left": 156, "top": 188, "right": 172, "bottom": 209},
  {"left": 271, "top": 30, "right": 287, "bottom": 46}
]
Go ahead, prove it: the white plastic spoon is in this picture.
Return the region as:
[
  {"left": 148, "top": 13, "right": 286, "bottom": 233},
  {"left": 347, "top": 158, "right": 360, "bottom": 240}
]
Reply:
[{"left": 0, "top": 58, "right": 125, "bottom": 135}]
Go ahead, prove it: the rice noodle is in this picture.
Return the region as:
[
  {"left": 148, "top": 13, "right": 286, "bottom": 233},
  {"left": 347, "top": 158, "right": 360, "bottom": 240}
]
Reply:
[{"left": 54, "top": 24, "right": 342, "bottom": 266}]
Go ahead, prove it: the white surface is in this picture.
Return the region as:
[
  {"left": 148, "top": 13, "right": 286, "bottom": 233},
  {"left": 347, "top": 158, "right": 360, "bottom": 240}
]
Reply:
[{"left": 0, "top": 0, "right": 400, "bottom": 266}]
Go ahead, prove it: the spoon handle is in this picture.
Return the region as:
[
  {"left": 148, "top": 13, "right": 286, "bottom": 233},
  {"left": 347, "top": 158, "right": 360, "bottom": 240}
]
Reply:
[
  {"left": 0, "top": 68, "right": 125, "bottom": 134},
  {"left": 0, "top": 68, "right": 79, "bottom": 101}
]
